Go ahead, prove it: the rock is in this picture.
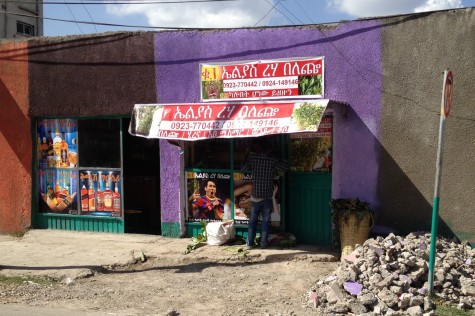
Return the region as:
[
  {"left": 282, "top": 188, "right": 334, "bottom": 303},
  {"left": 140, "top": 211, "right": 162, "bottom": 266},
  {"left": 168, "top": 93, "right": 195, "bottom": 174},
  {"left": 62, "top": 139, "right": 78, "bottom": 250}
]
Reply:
[
  {"left": 328, "top": 302, "right": 348, "bottom": 313},
  {"left": 406, "top": 305, "right": 423, "bottom": 316},
  {"left": 409, "top": 295, "right": 424, "bottom": 307},
  {"left": 378, "top": 288, "right": 398, "bottom": 308},
  {"left": 358, "top": 292, "right": 377, "bottom": 305},
  {"left": 343, "top": 281, "right": 363, "bottom": 295},
  {"left": 347, "top": 299, "right": 367, "bottom": 314},
  {"left": 305, "top": 233, "right": 475, "bottom": 315}
]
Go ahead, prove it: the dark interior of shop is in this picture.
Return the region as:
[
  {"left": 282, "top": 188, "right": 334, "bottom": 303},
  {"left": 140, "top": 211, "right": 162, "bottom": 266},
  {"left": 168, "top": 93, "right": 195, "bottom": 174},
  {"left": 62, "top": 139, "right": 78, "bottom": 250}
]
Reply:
[{"left": 122, "top": 118, "right": 161, "bottom": 234}]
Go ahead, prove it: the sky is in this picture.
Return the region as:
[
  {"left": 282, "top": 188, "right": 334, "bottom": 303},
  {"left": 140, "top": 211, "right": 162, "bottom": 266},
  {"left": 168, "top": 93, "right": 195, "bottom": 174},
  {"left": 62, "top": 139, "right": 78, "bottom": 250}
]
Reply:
[{"left": 42, "top": 0, "right": 475, "bottom": 36}]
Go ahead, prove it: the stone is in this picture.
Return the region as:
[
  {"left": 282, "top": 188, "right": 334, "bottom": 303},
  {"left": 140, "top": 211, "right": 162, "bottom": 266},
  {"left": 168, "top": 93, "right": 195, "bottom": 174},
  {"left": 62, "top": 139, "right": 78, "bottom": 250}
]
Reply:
[
  {"left": 409, "top": 295, "right": 423, "bottom": 307},
  {"left": 343, "top": 281, "right": 363, "bottom": 295},
  {"left": 407, "top": 305, "right": 423, "bottom": 316},
  {"left": 328, "top": 302, "right": 349, "bottom": 313},
  {"left": 347, "top": 299, "right": 367, "bottom": 315},
  {"left": 378, "top": 288, "right": 398, "bottom": 308},
  {"left": 357, "top": 292, "right": 377, "bottom": 305}
]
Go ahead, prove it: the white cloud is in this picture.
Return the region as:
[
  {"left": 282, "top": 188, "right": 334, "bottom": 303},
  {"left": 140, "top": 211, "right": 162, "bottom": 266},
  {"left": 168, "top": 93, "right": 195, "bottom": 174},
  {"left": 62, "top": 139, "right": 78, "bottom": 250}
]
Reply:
[
  {"left": 328, "top": 0, "right": 462, "bottom": 18},
  {"left": 106, "top": 0, "right": 276, "bottom": 29}
]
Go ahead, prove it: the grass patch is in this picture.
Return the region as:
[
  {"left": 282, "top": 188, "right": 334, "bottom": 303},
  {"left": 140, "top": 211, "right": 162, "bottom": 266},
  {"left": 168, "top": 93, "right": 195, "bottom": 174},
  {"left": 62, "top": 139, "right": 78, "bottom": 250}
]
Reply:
[
  {"left": 9, "top": 231, "right": 27, "bottom": 238},
  {"left": 434, "top": 303, "right": 474, "bottom": 316},
  {"left": 0, "top": 274, "right": 54, "bottom": 285}
]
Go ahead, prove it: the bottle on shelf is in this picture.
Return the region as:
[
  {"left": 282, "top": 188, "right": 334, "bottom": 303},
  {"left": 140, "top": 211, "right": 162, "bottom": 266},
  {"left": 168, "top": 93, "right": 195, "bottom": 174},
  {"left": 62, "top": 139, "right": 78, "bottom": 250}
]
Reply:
[
  {"left": 81, "top": 184, "right": 89, "bottom": 212},
  {"left": 58, "top": 185, "right": 69, "bottom": 205},
  {"left": 102, "top": 182, "right": 113, "bottom": 212},
  {"left": 53, "top": 130, "right": 62, "bottom": 159},
  {"left": 41, "top": 137, "right": 48, "bottom": 159},
  {"left": 60, "top": 132, "right": 69, "bottom": 167},
  {"left": 47, "top": 131, "right": 54, "bottom": 157},
  {"left": 113, "top": 183, "right": 121, "bottom": 213},
  {"left": 88, "top": 179, "right": 96, "bottom": 212},
  {"left": 96, "top": 184, "right": 104, "bottom": 211},
  {"left": 37, "top": 133, "right": 42, "bottom": 158},
  {"left": 54, "top": 182, "right": 61, "bottom": 199}
]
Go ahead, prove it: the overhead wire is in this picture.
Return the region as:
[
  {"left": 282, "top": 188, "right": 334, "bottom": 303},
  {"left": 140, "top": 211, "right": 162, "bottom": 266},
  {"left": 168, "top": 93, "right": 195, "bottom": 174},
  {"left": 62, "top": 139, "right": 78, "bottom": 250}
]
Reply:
[
  {"left": 263, "top": 0, "right": 295, "bottom": 25},
  {"left": 294, "top": 0, "right": 314, "bottom": 23},
  {"left": 2, "top": 10, "right": 220, "bottom": 29},
  {"left": 277, "top": 0, "right": 304, "bottom": 24},
  {"left": 253, "top": 0, "right": 280, "bottom": 27},
  {"left": 3, "top": 6, "right": 473, "bottom": 122},
  {"left": 5, "top": 0, "right": 237, "bottom": 3},
  {"left": 81, "top": 0, "right": 98, "bottom": 32},
  {"left": 64, "top": 0, "right": 84, "bottom": 33}
]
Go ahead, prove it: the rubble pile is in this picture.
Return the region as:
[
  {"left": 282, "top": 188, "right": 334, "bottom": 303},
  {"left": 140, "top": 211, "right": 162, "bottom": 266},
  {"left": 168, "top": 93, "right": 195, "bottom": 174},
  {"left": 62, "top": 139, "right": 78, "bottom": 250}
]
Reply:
[{"left": 306, "top": 233, "right": 475, "bottom": 315}]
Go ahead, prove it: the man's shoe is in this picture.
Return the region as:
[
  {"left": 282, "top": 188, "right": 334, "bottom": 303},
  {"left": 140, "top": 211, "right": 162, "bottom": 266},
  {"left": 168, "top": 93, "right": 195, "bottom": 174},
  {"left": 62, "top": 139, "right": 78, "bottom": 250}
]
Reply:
[
  {"left": 260, "top": 243, "right": 268, "bottom": 249},
  {"left": 245, "top": 245, "right": 254, "bottom": 250}
]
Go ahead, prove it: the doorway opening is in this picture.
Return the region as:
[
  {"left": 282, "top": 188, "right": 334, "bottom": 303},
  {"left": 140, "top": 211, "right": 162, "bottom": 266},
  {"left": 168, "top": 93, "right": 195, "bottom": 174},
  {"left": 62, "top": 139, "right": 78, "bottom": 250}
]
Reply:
[{"left": 122, "top": 118, "right": 161, "bottom": 234}]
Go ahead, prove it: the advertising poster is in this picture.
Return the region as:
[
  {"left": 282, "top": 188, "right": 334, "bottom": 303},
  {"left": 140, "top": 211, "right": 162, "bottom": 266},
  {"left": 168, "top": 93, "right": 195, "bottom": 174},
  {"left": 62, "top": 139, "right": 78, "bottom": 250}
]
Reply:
[
  {"left": 290, "top": 115, "right": 333, "bottom": 172},
  {"left": 200, "top": 57, "right": 324, "bottom": 101},
  {"left": 233, "top": 173, "right": 281, "bottom": 227},
  {"left": 129, "top": 100, "right": 328, "bottom": 141},
  {"left": 36, "top": 119, "right": 78, "bottom": 168},
  {"left": 79, "top": 170, "right": 122, "bottom": 217},
  {"left": 38, "top": 169, "right": 78, "bottom": 214},
  {"left": 186, "top": 171, "right": 231, "bottom": 222}
]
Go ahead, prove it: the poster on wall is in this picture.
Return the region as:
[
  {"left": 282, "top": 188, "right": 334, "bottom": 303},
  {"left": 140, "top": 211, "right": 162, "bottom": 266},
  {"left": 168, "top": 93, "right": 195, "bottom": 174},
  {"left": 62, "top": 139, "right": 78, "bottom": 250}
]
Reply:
[
  {"left": 37, "top": 169, "right": 78, "bottom": 214},
  {"left": 129, "top": 100, "right": 328, "bottom": 141},
  {"left": 79, "top": 170, "right": 122, "bottom": 217},
  {"left": 233, "top": 173, "right": 281, "bottom": 227},
  {"left": 200, "top": 57, "right": 324, "bottom": 101},
  {"left": 186, "top": 171, "right": 231, "bottom": 222},
  {"left": 290, "top": 115, "right": 333, "bottom": 172},
  {"left": 36, "top": 119, "right": 78, "bottom": 168}
]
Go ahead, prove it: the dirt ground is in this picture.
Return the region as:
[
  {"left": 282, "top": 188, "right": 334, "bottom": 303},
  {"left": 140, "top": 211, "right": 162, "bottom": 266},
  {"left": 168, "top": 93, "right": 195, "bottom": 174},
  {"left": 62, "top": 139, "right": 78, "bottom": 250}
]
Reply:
[{"left": 0, "top": 231, "right": 339, "bottom": 316}]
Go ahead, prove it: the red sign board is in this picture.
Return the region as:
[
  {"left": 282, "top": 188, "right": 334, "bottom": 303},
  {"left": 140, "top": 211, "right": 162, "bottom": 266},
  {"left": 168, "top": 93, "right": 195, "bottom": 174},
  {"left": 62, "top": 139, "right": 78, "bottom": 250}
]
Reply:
[
  {"left": 443, "top": 70, "right": 453, "bottom": 118},
  {"left": 129, "top": 100, "right": 329, "bottom": 141},
  {"left": 200, "top": 57, "right": 324, "bottom": 101}
]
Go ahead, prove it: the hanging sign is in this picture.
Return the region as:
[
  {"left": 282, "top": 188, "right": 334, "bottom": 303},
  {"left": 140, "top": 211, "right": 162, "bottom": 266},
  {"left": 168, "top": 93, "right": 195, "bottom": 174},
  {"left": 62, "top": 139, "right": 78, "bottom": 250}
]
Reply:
[
  {"left": 200, "top": 57, "right": 324, "bottom": 101},
  {"left": 129, "top": 100, "right": 328, "bottom": 141}
]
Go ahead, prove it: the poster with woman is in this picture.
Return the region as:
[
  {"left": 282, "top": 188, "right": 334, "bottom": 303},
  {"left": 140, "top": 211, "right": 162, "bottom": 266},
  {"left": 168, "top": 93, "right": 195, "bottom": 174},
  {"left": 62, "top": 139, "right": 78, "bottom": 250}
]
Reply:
[{"left": 186, "top": 172, "right": 231, "bottom": 222}]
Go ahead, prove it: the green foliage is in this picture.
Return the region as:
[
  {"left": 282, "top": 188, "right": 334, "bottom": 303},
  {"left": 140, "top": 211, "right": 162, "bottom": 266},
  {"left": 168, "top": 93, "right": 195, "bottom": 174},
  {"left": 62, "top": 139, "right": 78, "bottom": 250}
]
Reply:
[
  {"left": 330, "top": 198, "right": 372, "bottom": 224},
  {"left": 132, "top": 105, "right": 160, "bottom": 136},
  {"left": 293, "top": 102, "right": 325, "bottom": 130},
  {"left": 183, "top": 221, "right": 208, "bottom": 255},
  {"left": 298, "top": 75, "right": 322, "bottom": 95},
  {"left": 434, "top": 304, "right": 473, "bottom": 316},
  {"left": 330, "top": 198, "right": 373, "bottom": 247},
  {"left": 433, "top": 298, "right": 474, "bottom": 316},
  {"left": 0, "top": 274, "right": 54, "bottom": 285}
]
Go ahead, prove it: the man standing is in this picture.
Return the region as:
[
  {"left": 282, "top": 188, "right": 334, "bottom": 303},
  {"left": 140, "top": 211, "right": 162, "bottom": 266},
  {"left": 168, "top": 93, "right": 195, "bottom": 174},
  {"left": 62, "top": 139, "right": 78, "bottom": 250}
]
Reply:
[
  {"left": 190, "top": 180, "right": 224, "bottom": 220},
  {"left": 242, "top": 138, "right": 288, "bottom": 249}
]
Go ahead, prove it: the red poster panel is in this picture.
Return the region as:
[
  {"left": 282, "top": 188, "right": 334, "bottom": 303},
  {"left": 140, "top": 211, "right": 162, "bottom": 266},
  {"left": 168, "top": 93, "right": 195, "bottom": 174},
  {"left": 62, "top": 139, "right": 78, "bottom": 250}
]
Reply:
[
  {"left": 201, "top": 57, "right": 324, "bottom": 101},
  {"left": 129, "top": 100, "right": 328, "bottom": 141}
]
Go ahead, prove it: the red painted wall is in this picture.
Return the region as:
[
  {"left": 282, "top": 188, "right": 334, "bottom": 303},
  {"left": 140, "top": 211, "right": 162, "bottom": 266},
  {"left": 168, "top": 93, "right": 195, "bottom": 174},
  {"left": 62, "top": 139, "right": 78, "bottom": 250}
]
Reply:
[{"left": 0, "top": 42, "right": 32, "bottom": 234}]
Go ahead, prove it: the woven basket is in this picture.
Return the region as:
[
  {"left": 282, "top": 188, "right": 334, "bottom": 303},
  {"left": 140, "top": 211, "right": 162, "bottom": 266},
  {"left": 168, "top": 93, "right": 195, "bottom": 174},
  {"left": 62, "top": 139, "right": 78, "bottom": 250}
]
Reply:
[{"left": 339, "top": 212, "right": 372, "bottom": 258}]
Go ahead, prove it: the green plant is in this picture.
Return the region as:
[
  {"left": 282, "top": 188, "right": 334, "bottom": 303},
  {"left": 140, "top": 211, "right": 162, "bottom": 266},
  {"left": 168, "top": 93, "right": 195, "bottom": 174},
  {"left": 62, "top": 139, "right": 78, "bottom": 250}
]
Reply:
[
  {"left": 183, "top": 221, "right": 208, "bottom": 254},
  {"left": 330, "top": 198, "right": 372, "bottom": 224},
  {"left": 330, "top": 198, "right": 373, "bottom": 248},
  {"left": 298, "top": 75, "right": 322, "bottom": 95},
  {"left": 293, "top": 102, "right": 325, "bottom": 130}
]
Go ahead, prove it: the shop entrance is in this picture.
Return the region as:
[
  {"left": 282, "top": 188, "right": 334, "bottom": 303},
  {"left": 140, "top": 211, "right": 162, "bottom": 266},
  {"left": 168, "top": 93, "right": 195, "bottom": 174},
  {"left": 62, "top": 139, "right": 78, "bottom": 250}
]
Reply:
[
  {"left": 122, "top": 119, "right": 161, "bottom": 234},
  {"left": 287, "top": 115, "right": 333, "bottom": 245}
]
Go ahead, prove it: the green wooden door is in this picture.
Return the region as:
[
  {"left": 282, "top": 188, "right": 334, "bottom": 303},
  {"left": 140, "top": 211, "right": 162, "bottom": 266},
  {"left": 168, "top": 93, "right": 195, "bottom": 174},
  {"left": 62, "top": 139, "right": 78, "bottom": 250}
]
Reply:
[{"left": 288, "top": 172, "right": 332, "bottom": 245}]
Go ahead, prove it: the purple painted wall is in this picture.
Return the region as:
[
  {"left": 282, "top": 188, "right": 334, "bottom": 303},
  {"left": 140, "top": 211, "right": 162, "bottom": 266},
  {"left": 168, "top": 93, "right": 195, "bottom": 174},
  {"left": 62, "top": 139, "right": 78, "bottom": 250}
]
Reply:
[{"left": 155, "top": 22, "right": 383, "bottom": 226}]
